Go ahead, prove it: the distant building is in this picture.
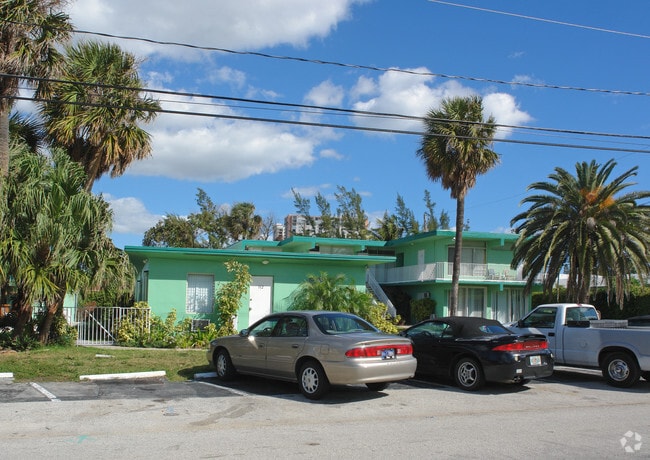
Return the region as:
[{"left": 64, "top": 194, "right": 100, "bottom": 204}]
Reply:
[{"left": 283, "top": 214, "right": 324, "bottom": 237}]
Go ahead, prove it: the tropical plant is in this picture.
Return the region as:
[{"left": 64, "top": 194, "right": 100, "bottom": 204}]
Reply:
[
  {"left": 372, "top": 211, "right": 401, "bottom": 241},
  {"left": 0, "top": 144, "right": 132, "bottom": 342},
  {"left": 40, "top": 40, "right": 160, "bottom": 191},
  {"left": 0, "top": 0, "right": 71, "bottom": 176},
  {"left": 288, "top": 272, "right": 400, "bottom": 333},
  {"left": 410, "top": 298, "right": 437, "bottom": 323},
  {"left": 215, "top": 260, "right": 251, "bottom": 337},
  {"left": 417, "top": 95, "right": 499, "bottom": 315},
  {"left": 9, "top": 112, "right": 44, "bottom": 153},
  {"left": 510, "top": 159, "right": 650, "bottom": 309},
  {"left": 225, "top": 202, "right": 263, "bottom": 242},
  {"left": 143, "top": 214, "right": 198, "bottom": 248},
  {"left": 335, "top": 186, "right": 369, "bottom": 239}
]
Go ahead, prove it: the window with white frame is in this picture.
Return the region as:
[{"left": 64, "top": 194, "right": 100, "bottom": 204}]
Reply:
[{"left": 186, "top": 274, "right": 214, "bottom": 314}]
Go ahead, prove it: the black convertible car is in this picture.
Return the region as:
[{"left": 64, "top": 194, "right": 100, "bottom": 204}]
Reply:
[{"left": 400, "top": 316, "right": 554, "bottom": 390}]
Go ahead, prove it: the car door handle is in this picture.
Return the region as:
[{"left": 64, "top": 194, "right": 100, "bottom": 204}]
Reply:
[
  {"left": 548, "top": 332, "right": 555, "bottom": 337},
  {"left": 291, "top": 344, "right": 300, "bottom": 349}
]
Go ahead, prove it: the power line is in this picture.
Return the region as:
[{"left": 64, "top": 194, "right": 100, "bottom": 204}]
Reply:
[
  {"left": 2, "top": 16, "right": 646, "bottom": 98},
  {"left": 428, "top": 0, "right": 650, "bottom": 40},
  {"left": 6, "top": 73, "right": 650, "bottom": 146},
  {"left": 7, "top": 89, "right": 650, "bottom": 155}
]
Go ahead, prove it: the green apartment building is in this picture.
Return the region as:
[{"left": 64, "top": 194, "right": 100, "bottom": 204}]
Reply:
[{"left": 125, "top": 230, "right": 534, "bottom": 330}]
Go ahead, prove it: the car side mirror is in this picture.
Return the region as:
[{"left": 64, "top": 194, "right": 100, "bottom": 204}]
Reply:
[
  {"left": 517, "top": 320, "right": 524, "bottom": 328},
  {"left": 239, "top": 329, "right": 248, "bottom": 337}
]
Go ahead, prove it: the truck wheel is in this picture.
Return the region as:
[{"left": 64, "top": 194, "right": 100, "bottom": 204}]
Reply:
[
  {"left": 454, "top": 357, "right": 485, "bottom": 391},
  {"left": 601, "top": 352, "right": 640, "bottom": 388}
]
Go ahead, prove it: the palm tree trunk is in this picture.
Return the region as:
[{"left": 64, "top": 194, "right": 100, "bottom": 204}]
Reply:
[
  {"left": 12, "top": 294, "right": 32, "bottom": 338},
  {"left": 0, "top": 108, "right": 9, "bottom": 177},
  {"left": 38, "top": 294, "right": 64, "bottom": 344},
  {"left": 449, "top": 197, "right": 465, "bottom": 316}
]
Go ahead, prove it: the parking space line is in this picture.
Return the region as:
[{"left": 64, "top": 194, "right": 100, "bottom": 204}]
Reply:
[
  {"left": 195, "top": 379, "right": 252, "bottom": 397},
  {"left": 29, "top": 382, "right": 61, "bottom": 402}
]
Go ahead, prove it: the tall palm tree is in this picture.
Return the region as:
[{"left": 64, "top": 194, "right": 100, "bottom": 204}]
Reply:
[
  {"left": 40, "top": 41, "right": 160, "bottom": 191},
  {"left": 510, "top": 159, "right": 650, "bottom": 309},
  {"left": 417, "top": 95, "right": 499, "bottom": 316},
  {"left": 0, "top": 0, "right": 71, "bottom": 176}
]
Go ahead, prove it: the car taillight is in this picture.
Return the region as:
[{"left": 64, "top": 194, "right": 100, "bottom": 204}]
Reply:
[
  {"left": 345, "top": 344, "right": 413, "bottom": 358},
  {"left": 492, "top": 340, "right": 548, "bottom": 352}
]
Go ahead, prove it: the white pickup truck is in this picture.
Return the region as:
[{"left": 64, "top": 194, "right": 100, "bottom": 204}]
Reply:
[{"left": 508, "top": 303, "right": 650, "bottom": 387}]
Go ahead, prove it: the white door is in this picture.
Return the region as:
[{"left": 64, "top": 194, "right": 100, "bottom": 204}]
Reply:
[{"left": 248, "top": 276, "right": 273, "bottom": 326}]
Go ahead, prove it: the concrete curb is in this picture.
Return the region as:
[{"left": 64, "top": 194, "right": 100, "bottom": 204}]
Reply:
[
  {"left": 0, "top": 372, "right": 14, "bottom": 379},
  {"left": 79, "top": 370, "right": 166, "bottom": 381},
  {"left": 194, "top": 371, "right": 217, "bottom": 379}
]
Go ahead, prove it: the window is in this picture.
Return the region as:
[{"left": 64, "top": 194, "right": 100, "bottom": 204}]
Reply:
[
  {"left": 186, "top": 274, "right": 214, "bottom": 314},
  {"left": 453, "top": 287, "right": 485, "bottom": 317},
  {"left": 447, "top": 245, "right": 486, "bottom": 264},
  {"left": 521, "top": 307, "right": 557, "bottom": 328}
]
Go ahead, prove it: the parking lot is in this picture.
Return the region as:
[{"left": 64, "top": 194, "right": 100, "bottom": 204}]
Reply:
[{"left": 1, "top": 368, "right": 648, "bottom": 459}]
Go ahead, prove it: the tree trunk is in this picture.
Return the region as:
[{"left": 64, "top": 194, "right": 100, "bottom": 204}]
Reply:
[
  {"left": 449, "top": 197, "right": 465, "bottom": 316},
  {"left": 0, "top": 108, "right": 9, "bottom": 177},
  {"left": 12, "top": 296, "right": 33, "bottom": 338},
  {"left": 38, "top": 296, "right": 63, "bottom": 344}
]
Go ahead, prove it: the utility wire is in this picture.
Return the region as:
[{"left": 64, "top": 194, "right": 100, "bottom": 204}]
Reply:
[
  {"left": 6, "top": 73, "right": 650, "bottom": 146},
  {"left": 428, "top": 0, "right": 650, "bottom": 40},
  {"left": 2, "top": 17, "right": 648, "bottom": 97},
  {"left": 68, "top": 27, "right": 650, "bottom": 97},
  {"left": 7, "top": 90, "right": 650, "bottom": 155}
]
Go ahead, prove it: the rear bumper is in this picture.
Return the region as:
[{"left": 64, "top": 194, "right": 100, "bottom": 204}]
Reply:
[
  {"left": 322, "top": 356, "right": 417, "bottom": 385},
  {"left": 484, "top": 352, "right": 554, "bottom": 382}
]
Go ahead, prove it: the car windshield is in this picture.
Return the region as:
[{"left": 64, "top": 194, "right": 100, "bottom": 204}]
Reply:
[{"left": 313, "top": 314, "right": 378, "bottom": 334}]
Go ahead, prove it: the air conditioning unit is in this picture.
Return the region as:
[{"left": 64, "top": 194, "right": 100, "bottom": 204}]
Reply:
[{"left": 191, "top": 319, "right": 210, "bottom": 331}]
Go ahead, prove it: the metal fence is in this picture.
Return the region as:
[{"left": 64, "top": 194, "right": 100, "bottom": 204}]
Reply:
[{"left": 60, "top": 306, "right": 151, "bottom": 345}]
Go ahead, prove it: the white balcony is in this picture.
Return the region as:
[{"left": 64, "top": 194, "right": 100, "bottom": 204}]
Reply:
[{"left": 369, "top": 262, "right": 524, "bottom": 284}]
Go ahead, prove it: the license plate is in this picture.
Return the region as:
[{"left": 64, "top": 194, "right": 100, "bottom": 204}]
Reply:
[
  {"left": 381, "top": 349, "right": 396, "bottom": 360},
  {"left": 529, "top": 355, "right": 542, "bottom": 366}
]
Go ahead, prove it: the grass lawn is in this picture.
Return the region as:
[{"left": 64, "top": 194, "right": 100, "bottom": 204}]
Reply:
[{"left": 0, "top": 346, "right": 214, "bottom": 382}]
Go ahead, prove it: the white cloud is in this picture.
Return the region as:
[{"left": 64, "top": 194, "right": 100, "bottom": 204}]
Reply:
[
  {"left": 68, "top": 1, "right": 367, "bottom": 60},
  {"left": 305, "top": 80, "right": 345, "bottom": 107},
  {"left": 320, "top": 148, "right": 344, "bottom": 160},
  {"left": 482, "top": 93, "right": 533, "bottom": 138},
  {"left": 350, "top": 68, "right": 532, "bottom": 136},
  {"left": 105, "top": 195, "right": 162, "bottom": 234},
  {"left": 282, "top": 184, "right": 332, "bottom": 199},
  {"left": 208, "top": 66, "right": 247, "bottom": 88},
  {"left": 130, "top": 118, "right": 317, "bottom": 182}
]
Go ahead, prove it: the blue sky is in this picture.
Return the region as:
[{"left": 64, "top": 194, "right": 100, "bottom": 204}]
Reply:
[{"left": 28, "top": 0, "right": 650, "bottom": 249}]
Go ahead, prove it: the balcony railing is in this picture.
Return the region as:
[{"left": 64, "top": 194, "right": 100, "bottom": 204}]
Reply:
[{"left": 369, "top": 262, "right": 524, "bottom": 284}]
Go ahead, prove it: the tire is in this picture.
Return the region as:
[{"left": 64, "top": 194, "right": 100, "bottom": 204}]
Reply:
[
  {"left": 601, "top": 352, "right": 640, "bottom": 388},
  {"left": 453, "top": 357, "right": 485, "bottom": 391},
  {"left": 298, "top": 360, "right": 330, "bottom": 400},
  {"left": 214, "top": 349, "right": 237, "bottom": 381},
  {"left": 366, "top": 382, "right": 390, "bottom": 392}
]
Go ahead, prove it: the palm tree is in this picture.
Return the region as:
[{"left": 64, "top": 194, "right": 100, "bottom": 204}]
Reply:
[
  {"left": 40, "top": 41, "right": 160, "bottom": 191},
  {"left": 226, "top": 202, "right": 263, "bottom": 242},
  {"left": 1, "top": 144, "right": 132, "bottom": 341},
  {"left": 417, "top": 95, "right": 499, "bottom": 316},
  {"left": 510, "top": 159, "right": 650, "bottom": 309},
  {"left": 0, "top": 0, "right": 71, "bottom": 176}
]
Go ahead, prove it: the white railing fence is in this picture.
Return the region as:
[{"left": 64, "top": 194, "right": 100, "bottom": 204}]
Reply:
[{"left": 57, "top": 306, "right": 151, "bottom": 345}]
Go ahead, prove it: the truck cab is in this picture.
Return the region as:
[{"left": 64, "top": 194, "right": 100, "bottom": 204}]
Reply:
[{"left": 512, "top": 304, "right": 599, "bottom": 356}]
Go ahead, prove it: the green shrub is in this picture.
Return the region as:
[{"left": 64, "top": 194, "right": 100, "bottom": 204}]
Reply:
[{"left": 410, "top": 298, "right": 437, "bottom": 323}]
